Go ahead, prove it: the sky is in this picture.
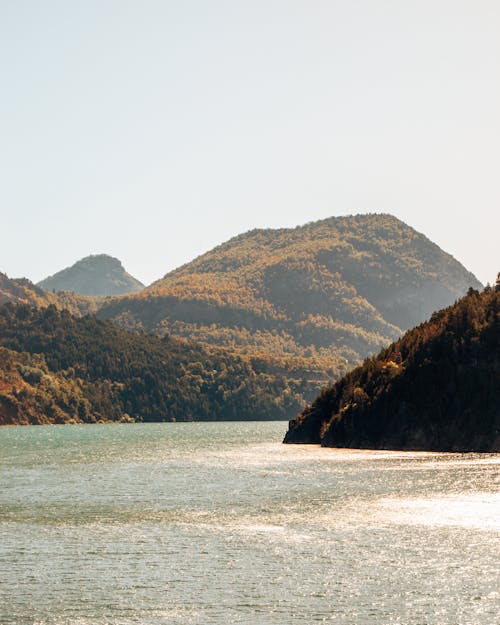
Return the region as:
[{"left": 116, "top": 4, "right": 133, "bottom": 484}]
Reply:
[{"left": 1, "top": 0, "right": 499, "bottom": 286}]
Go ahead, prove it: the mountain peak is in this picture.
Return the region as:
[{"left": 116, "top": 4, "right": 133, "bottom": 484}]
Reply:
[
  {"left": 73, "top": 254, "right": 124, "bottom": 268},
  {"left": 38, "top": 254, "right": 144, "bottom": 297}
]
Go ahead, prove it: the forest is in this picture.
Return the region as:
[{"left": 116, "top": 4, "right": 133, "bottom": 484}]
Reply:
[
  {"left": 97, "top": 214, "right": 480, "bottom": 382},
  {"left": 285, "top": 281, "right": 500, "bottom": 452},
  {"left": 0, "top": 271, "right": 99, "bottom": 316},
  {"left": 0, "top": 215, "right": 483, "bottom": 428},
  {"left": 0, "top": 303, "right": 323, "bottom": 425}
]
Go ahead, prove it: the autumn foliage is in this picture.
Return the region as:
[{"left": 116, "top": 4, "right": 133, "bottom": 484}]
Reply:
[
  {"left": 97, "top": 214, "right": 480, "bottom": 395},
  {"left": 0, "top": 304, "right": 326, "bottom": 425}
]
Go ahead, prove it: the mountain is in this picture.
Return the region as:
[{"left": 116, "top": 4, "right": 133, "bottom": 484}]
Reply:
[
  {"left": 284, "top": 282, "right": 500, "bottom": 452},
  {"left": 0, "top": 272, "right": 98, "bottom": 316},
  {"left": 0, "top": 303, "right": 315, "bottom": 425},
  {"left": 38, "top": 254, "right": 144, "bottom": 297},
  {"left": 97, "top": 214, "right": 481, "bottom": 387}
]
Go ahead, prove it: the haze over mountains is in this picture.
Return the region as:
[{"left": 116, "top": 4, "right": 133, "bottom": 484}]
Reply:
[{"left": 38, "top": 254, "right": 144, "bottom": 297}]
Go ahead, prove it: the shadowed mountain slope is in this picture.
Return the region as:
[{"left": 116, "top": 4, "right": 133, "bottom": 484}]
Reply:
[
  {"left": 284, "top": 282, "right": 500, "bottom": 452},
  {"left": 38, "top": 254, "right": 144, "bottom": 297}
]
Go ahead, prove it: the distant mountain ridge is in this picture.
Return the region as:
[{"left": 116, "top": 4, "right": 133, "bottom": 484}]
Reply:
[
  {"left": 38, "top": 254, "right": 144, "bottom": 297},
  {"left": 284, "top": 282, "right": 500, "bottom": 452},
  {"left": 97, "top": 214, "right": 481, "bottom": 382},
  {"left": 0, "top": 271, "right": 98, "bottom": 316}
]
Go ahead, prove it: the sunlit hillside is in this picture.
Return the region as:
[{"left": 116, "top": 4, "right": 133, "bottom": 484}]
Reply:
[
  {"left": 98, "top": 214, "right": 480, "bottom": 379},
  {"left": 0, "top": 272, "right": 99, "bottom": 316}
]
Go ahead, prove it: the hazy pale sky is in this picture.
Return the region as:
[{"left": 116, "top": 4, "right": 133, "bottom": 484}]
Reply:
[{"left": 1, "top": 0, "right": 499, "bottom": 286}]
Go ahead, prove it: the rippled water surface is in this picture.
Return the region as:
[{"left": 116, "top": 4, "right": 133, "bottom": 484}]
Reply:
[{"left": 1, "top": 422, "right": 499, "bottom": 625}]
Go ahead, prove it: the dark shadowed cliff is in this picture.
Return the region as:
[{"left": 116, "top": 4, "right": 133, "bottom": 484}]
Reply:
[{"left": 285, "top": 281, "right": 500, "bottom": 452}]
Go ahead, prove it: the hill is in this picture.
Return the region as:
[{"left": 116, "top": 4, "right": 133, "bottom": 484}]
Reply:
[
  {"left": 38, "top": 254, "right": 144, "bottom": 296},
  {"left": 0, "top": 272, "right": 98, "bottom": 316},
  {"left": 97, "top": 214, "right": 480, "bottom": 386},
  {"left": 0, "top": 304, "right": 321, "bottom": 425},
  {"left": 284, "top": 281, "right": 500, "bottom": 452}
]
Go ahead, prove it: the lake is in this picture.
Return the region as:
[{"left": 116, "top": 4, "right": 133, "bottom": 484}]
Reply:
[{"left": 0, "top": 422, "right": 498, "bottom": 624}]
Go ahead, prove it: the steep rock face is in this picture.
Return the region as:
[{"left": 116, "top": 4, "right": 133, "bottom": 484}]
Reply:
[
  {"left": 38, "top": 254, "right": 144, "bottom": 297},
  {"left": 97, "top": 214, "right": 480, "bottom": 376},
  {"left": 284, "top": 284, "right": 500, "bottom": 452}
]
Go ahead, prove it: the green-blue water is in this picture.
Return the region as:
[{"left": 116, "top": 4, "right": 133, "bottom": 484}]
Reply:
[{"left": 0, "top": 422, "right": 499, "bottom": 624}]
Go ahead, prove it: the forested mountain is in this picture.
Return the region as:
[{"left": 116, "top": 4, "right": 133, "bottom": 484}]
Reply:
[
  {"left": 0, "top": 272, "right": 98, "bottom": 316},
  {"left": 284, "top": 282, "right": 500, "bottom": 452},
  {"left": 38, "top": 254, "right": 144, "bottom": 296},
  {"left": 0, "top": 304, "right": 323, "bottom": 425},
  {"left": 1, "top": 215, "right": 482, "bottom": 426},
  {"left": 98, "top": 214, "right": 480, "bottom": 383}
]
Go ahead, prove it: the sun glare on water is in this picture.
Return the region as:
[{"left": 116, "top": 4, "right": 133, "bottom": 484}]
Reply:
[{"left": 379, "top": 492, "right": 500, "bottom": 530}]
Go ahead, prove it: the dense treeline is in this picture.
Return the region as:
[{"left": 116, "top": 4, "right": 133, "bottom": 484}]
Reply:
[
  {"left": 285, "top": 282, "right": 500, "bottom": 452},
  {"left": 0, "top": 346, "right": 92, "bottom": 425},
  {"left": 0, "top": 304, "right": 321, "bottom": 425},
  {"left": 98, "top": 214, "right": 480, "bottom": 380}
]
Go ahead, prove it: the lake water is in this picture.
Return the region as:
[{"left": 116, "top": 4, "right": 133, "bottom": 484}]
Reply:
[{"left": 0, "top": 422, "right": 499, "bottom": 625}]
